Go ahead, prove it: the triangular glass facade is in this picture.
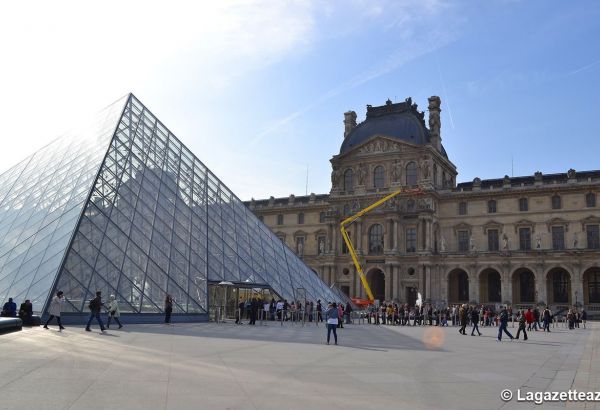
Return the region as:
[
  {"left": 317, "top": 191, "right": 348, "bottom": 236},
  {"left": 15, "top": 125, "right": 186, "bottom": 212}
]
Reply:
[{"left": 0, "top": 94, "right": 337, "bottom": 318}]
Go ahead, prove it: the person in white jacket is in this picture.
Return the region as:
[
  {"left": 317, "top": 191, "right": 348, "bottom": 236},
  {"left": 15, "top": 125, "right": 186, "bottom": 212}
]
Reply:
[
  {"left": 44, "top": 291, "right": 65, "bottom": 331},
  {"left": 106, "top": 295, "right": 123, "bottom": 329}
]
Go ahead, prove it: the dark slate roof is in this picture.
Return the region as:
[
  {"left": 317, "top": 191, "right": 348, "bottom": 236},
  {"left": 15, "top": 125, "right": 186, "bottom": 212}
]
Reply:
[
  {"left": 339, "top": 98, "right": 448, "bottom": 158},
  {"left": 244, "top": 193, "right": 330, "bottom": 208},
  {"left": 456, "top": 170, "right": 600, "bottom": 191}
]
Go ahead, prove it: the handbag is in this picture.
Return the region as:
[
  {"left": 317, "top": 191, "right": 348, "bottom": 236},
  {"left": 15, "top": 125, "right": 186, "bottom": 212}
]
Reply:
[{"left": 327, "top": 318, "right": 338, "bottom": 325}]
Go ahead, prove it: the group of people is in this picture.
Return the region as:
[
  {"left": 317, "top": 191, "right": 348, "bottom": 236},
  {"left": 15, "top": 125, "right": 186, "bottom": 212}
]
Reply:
[
  {"left": 233, "top": 297, "right": 354, "bottom": 326},
  {"left": 1, "top": 297, "right": 34, "bottom": 325},
  {"left": 42, "top": 290, "right": 124, "bottom": 332}
]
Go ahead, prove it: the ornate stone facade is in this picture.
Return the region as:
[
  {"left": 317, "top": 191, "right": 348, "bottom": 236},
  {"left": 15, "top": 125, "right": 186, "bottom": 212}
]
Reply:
[{"left": 245, "top": 97, "right": 600, "bottom": 316}]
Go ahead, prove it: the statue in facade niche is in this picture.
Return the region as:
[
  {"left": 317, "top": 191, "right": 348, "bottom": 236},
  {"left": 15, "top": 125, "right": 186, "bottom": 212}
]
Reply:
[
  {"left": 331, "top": 166, "right": 341, "bottom": 187},
  {"left": 573, "top": 232, "right": 579, "bottom": 248},
  {"left": 391, "top": 161, "right": 403, "bottom": 183},
  {"left": 536, "top": 234, "right": 541, "bottom": 249},
  {"left": 441, "top": 236, "right": 447, "bottom": 252},
  {"left": 420, "top": 160, "right": 430, "bottom": 180},
  {"left": 318, "top": 238, "right": 325, "bottom": 255},
  {"left": 502, "top": 233, "right": 509, "bottom": 250},
  {"left": 357, "top": 164, "right": 367, "bottom": 185}
]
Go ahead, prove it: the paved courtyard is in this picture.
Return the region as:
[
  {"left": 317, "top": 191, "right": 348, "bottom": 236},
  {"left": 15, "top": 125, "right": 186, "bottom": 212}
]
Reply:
[{"left": 0, "top": 320, "right": 597, "bottom": 410}]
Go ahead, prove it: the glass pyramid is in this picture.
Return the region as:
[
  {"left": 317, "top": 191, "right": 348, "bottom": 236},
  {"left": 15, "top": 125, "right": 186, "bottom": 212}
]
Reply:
[{"left": 0, "top": 94, "right": 338, "bottom": 318}]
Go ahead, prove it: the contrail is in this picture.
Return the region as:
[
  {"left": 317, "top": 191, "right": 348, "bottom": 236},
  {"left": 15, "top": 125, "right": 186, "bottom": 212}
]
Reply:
[
  {"left": 568, "top": 59, "right": 600, "bottom": 76},
  {"left": 250, "top": 31, "right": 457, "bottom": 145}
]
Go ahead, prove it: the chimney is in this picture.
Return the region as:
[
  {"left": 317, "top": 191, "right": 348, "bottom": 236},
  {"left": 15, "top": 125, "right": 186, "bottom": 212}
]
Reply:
[
  {"left": 343, "top": 111, "right": 357, "bottom": 139},
  {"left": 428, "top": 96, "right": 442, "bottom": 152}
]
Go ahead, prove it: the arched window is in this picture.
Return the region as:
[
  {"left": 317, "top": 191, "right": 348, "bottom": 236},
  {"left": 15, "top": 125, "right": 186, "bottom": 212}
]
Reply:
[
  {"left": 368, "top": 224, "right": 384, "bottom": 254},
  {"left": 373, "top": 166, "right": 385, "bottom": 188},
  {"left": 344, "top": 169, "right": 353, "bottom": 191},
  {"left": 406, "top": 162, "right": 417, "bottom": 186},
  {"left": 586, "top": 192, "right": 596, "bottom": 208}
]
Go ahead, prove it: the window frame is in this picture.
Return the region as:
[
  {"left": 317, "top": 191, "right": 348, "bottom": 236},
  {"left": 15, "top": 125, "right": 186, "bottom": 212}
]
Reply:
[
  {"left": 373, "top": 165, "right": 385, "bottom": 188},
  {"left": 519, "top": 227, "right": 532, "bottom": 251},
  {"left": 519, "top": 197, "right": 528, "bottom": 212},
  {"left": 487, "top": 200, "right": 497, "bottom": 214},
  {"left": 551, "top": 194, "right": 562, "bottom": 210}
]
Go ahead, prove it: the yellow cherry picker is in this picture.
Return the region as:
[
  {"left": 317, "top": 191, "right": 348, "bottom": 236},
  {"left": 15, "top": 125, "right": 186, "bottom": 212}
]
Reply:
[{"left": 340, "top": 187, "right": 424, "bottom": 306}]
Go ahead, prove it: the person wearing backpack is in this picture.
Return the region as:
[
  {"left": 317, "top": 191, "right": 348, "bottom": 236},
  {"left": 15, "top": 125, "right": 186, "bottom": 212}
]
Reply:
[
  {"left": 86, "top": 291, "right": 106, "bottom": 332},
  {"left": 515, "top": 310, "right": 528, "bottom": 341}
]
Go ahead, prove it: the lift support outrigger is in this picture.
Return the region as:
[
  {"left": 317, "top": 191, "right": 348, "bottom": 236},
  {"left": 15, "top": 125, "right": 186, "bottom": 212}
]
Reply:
[{"left": 340, "top": 187, "right": 424, "bottom": 304}]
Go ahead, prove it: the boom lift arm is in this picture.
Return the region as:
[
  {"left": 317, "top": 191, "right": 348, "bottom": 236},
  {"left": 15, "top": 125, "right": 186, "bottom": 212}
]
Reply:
[{"left": 340, "top": 187, "right": 424, "bottom": 303}]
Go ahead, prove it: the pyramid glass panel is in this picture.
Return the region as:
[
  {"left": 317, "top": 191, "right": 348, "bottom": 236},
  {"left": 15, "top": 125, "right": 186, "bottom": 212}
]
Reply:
[{"left": 0, "top": 94, "right": 339, "bottom": 320}]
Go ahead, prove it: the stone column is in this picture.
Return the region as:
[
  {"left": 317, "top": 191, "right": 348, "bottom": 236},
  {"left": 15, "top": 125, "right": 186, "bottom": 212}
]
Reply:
[
  {"left": 535, "top": 269, "right": 546, "bottom": 306},
  {"left": 328, "top": 223, "right": 334, "bottom": 253},
  {"left": 572, "top": 266, "right": 584, "bottom": 307},
  {"left": 393, "top": 220, "right": 399, "bottom": 251},
  {"left": 502, "top": 271, "right": 513, "bottom": 304},
  {"left": 357, "top": 220, "right": 363, "bottom": 254},
  {"left": 470, "top": 272, "right": 479, "bottom": 303},
  {"left": 425, "top": 265, "right": 431, "bottom": 300},
  {"left": 385, "top": 268, "right": 392, "bottom": 301}
]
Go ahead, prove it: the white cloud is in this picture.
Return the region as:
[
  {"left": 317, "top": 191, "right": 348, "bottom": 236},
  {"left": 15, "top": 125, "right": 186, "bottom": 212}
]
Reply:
[{"left": 0, "top": 0, "right": 316, "bottom": 173}]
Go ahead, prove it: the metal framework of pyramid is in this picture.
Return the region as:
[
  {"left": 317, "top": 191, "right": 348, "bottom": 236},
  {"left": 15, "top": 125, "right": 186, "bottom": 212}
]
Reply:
[{"left": 0, "top": 94, "right": 338, "bottom": 319}]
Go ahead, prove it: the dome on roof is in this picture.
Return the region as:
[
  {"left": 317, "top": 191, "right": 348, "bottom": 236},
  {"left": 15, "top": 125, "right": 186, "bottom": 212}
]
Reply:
[{"left": 338, "top": 98, "right": 448, "bottom": 158}]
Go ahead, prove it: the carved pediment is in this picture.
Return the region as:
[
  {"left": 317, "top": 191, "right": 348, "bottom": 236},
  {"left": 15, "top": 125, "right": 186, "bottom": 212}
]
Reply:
[
  {"left": 546, "top": 217, "right": 569, "bottom": 232},
  {"left": 357, "top": 136, "right": 404, "bottom": 154},
  {"left": 514, "top": 219, "right": 535, "bottom": 233},
  {"left": 482, "top": 220, "right": 503, "bottom": 233},
  {"left": 453, "top": 222, "right": 472, "bottom": 235},
  {"left": 294, "top": 230, "right": 308, "bottom": 237},
  {"left": 582, "top": 215, "right": 600, "bottom": 230}
]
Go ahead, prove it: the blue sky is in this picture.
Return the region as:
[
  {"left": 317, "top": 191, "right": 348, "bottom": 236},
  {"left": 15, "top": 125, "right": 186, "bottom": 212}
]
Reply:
[{"left": 1, "top": 1, "right": 599, "bottom": 200}]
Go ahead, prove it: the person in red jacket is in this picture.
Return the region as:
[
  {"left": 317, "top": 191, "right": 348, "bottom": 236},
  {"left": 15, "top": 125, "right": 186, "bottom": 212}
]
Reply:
[{"left": 525, "top": 308, "right": 534, "bottom": 331}]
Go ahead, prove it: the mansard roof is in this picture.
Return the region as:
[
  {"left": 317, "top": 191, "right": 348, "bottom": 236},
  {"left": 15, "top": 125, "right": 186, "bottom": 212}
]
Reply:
[{"left": 339, "top": 97, "right": 448, "bottom": 158}]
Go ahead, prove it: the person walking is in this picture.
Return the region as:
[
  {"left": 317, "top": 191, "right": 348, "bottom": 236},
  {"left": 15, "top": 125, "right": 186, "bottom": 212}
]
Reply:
[
  {"left": 515, "top": 310, "right": 528, "bottom": 341},
  {"left": 106, "top": 295, "right": 123, "bottom": 329},
  {"left": 542, "top": 307, "right": 552, "bottom": 332},
  {"left": 164, "top": 294, "right": 173, "bottom": 324},
  {"left": 459, "top": 304, "right": 468, "bottom": 335},
  {"left": 86, "top": 291, "right": 106, "bottom": 332},
  {"left": 581, "top": 309, "right": 587, "bottom": 329},
  {"left": 470, "top": 307, "right": 481, "bottom": 336},
  {"left": 44, "top": 291, "right": 65, "bottom": 331},
  {"left": 316, "top": 300, "right": 323, "bottom": 322},
  {"left": 497, "top": 306, "right": 514, "bottom": 341},
  {"left": 325, "top": 302, "right": 339, "bottom": 345},
  {"left": 525, "top": 308, "right": 534, "bottom": 331}
]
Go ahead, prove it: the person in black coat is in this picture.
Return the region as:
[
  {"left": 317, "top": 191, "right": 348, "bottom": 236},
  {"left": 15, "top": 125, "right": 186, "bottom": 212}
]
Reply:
[
  {"left": 470, "top": 307, "right": 481, "bottom": 336},
  {"left": 18, "top": 299, "right": 33, "bottom": 325}
]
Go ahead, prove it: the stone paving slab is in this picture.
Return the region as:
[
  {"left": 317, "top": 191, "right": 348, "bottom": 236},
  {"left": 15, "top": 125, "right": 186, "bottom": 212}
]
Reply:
[{"left": 0, "top": 321, "right": 597, "bottom": 410}]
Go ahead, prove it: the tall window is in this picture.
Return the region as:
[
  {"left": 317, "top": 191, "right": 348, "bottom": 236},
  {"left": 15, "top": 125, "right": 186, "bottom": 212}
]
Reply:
[
  {"left": 373, "top": 166, "right": 385, "bottom": 188},
  {"left": 588, "top": 270, "right": 600, "bottom": 304},
  {"left": 488, "top": 200, "right": 497, "bottom": 213},
  {"left": 341, "top": 231, "right": 350, "bottom": 254},
  {"left": 319, "top": 211, "right": 326, "bottom": 223},
  {"left": 368, "top": 224, "right": 384, "bottom": 254},
  {"left": 458, "top": 271, "right": 469, "bottom": 301},
  {"left": 458, "top": 202, "right": 467, "bottom": 215},
  {"left": 587, "top": 224, "right": 600, "bottom": 249},
  {"left": 519, "top": 227, "right": 531, "bottom": 250},
  {"left": 406, "top": 227, "right": 416, "bottom": 252},
  {"left": 298, "top": 213, "right": 304, "bottom": 224},
  {"left": 344, "top": 169, "right": 353, "bottom": 191},
  {"left": 406, "top": 162, "right": 417, "bottom": 186},
  {"left": 586, "top": 193, "right": 596, "bottom": 208},
  {"left": 552, "top": 270, "right": 569, "bottom": 304},
  {"left": 519, "top": 198, "right": 528, "bottom": 212},
  {"left": 551, "top": 195, "right": 562, "bottom": 210},
  {"left": 520, "top": 271, "right": 535, "bottom": 302},
  {"left": 488, "top": 229, "right": 499, "bottom": 251},
  {"left": 277, "top": 214, "right": 284, "bottom": 225},
  {"left": 458, "top": 230, "right": 469, "bottom": 252},
  {"left": 551, "top": 226, "right": 565, "bottom": 250}
]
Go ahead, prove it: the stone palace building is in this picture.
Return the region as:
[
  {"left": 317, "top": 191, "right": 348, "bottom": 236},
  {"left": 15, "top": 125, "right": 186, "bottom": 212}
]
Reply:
[{"left": 245, "top": 96, "right": 600, "bottom": 314}]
